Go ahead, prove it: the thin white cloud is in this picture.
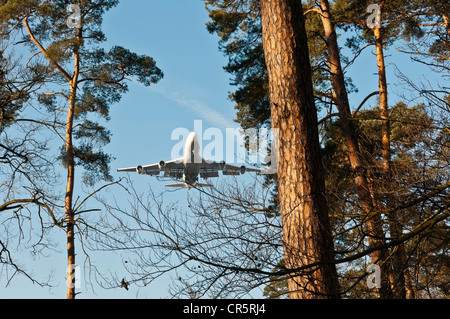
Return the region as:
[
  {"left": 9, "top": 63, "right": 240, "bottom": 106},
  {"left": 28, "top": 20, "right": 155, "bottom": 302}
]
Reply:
[{"left": 150, "top": 82, "right": 236, "bottom": 129}]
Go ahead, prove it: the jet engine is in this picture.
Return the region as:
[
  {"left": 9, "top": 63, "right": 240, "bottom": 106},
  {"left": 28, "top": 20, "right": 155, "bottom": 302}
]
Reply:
[
  {"left": 159, "top": 160, "right": 166, "bottom": 169},
  {"left": 240, "top": 165, "right": 246, "bottom": 174},
  {"left": 136, "top": 165, "right": 143, "bottom": 175},
  {"left": 219, "top": 160, "right": 226, "bottom": 169}
]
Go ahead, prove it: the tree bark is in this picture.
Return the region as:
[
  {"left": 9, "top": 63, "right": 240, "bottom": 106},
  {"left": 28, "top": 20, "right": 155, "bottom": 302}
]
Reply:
[
  {"left": 66, "top": 28, "right": 82, "bottom": 300},
  {"left": 65, "top": 83, "right": 76, "bottom": 300},
  {"left": 374, "top": 27, "right": 391, "bottom": 174},
  {"left": 374, "top": 25, "right": 408, "bottom": 299},
  {"left": 23, "top": 14, "right": 80, "bottom": 299},
  {"left": 316, "top": 0, "right": 393, "bottom": 298},
  {"left": 260, "top": 0, "right": 340, "bottom": 299}
]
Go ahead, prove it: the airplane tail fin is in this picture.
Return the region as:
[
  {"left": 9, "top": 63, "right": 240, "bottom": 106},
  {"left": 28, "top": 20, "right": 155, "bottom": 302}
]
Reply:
[{"left": 165, "top": 183, "right": 213, "bottom": 189}]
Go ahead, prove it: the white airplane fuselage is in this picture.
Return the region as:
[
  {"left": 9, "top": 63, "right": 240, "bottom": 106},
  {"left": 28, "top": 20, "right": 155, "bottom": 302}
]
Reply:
[
  {"left": 118, "top": 130, "right": 252, "bottom": 189},
  {"left": 181, "top": 131, "right": 202, "bottom": 186}
]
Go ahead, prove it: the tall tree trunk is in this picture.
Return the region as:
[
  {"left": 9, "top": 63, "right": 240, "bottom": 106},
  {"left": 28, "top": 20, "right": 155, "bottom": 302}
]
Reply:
[
  {"left": 66, "top": 28, "right": 81, "bottom": 300},
  {"left": 374, "top": 27, "right": 391, "bottom": 174},
  {"left": 405, "top": 269, "right": 415, "bottom": 299},
  {"left": 444, "top": 13, "right": 450, "bottom": 37},
  {"left": 65, "top": 82, "right": 76, "bottom": 300},
  {"left": 374, "top": 24, "right": 409, "bottom": 299},
  {"left": 260, "top": 0, "right": 340, "bottom": 299},
  {"left": 23, "top": 14, "right": 80, "bottom": 300},
  {"left": 316, "top": 0, "right": 393, "bottom": 298}
]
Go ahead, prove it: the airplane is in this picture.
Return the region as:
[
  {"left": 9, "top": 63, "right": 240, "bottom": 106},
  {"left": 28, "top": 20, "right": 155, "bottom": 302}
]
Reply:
[{"left": 117, "top": 131, "right": 260, "bottom": 189}]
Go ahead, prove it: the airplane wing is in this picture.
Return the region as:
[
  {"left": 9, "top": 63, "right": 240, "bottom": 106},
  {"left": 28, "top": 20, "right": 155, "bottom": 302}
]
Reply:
[
  {"left": 200, "top": 159, "right": 260, "bottom": 176},
  {"left": 117, "top": 158, "right": 184, "bottom": 176},
  {"left": 222, "top": 163, "right": 260, "bottom": 175}
]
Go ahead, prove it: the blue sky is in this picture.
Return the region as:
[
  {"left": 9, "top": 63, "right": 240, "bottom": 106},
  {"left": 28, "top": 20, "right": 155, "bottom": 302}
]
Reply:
[
  {"left": 0, "top": 0, "right": 440, "bottom": 299},
  {"left": 0, "top": 0, "right": 241, "bottom": 299}
]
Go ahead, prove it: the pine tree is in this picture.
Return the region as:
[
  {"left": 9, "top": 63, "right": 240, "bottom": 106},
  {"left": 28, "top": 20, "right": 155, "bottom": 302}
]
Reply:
[
  {"left": 206, "top": 0, "right": 341, "bottom": 298},
  {"left": 204, "top": 0, "right": 449, "bottom": 299},
  {"left": 0, "top": 0, "right": 163, "bottom": 299}
]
